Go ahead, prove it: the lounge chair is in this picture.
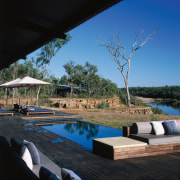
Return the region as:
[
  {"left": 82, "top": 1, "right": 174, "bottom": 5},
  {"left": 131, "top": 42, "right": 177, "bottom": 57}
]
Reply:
[
  {"left": 21, "top": 106, "right": 55, "bottom": 116},
  {"left": 0, "top": 107, "right": 13, "bottom": 116}
]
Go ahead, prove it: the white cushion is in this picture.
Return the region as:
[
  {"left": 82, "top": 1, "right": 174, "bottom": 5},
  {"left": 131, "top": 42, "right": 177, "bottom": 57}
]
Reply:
[
  {"left": 23, "top": 139, "right": 40, "bottom": 165},
  {"left": 151, "top": 121, "right": 165, "bottom": 135},
  {"left": 21, "top": 147, "right": 33, "bottom": 170}
]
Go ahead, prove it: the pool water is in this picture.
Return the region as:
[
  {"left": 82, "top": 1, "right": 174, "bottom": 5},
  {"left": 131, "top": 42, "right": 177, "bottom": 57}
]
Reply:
[{"left": 42, "top": 121, "right": 122, "bottom": 152}]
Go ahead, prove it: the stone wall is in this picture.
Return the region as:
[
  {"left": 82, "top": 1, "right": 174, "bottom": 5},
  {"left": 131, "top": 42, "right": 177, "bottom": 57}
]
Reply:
[
  {"left": 49, "top": 97, "right": 153, "bottom": 115},
  {"left": 116, "top": 107, "right": 153, "bottom": 115},
  {"left": 49, "top": 96, "right": 122, "bottom": 109}
]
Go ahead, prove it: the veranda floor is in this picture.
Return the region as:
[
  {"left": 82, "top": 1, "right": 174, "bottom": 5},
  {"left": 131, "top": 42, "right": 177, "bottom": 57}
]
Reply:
[{"left": 0, "top": 115, "right": 179, "bottom": 180}]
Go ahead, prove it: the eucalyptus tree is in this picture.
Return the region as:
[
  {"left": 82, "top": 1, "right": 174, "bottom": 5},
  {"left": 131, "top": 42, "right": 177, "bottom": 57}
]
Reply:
[
  {"left": 36, "top": 34, "right": 71, "bottom": 78},
  {"left": 63, "top": 61, "right": 76, "bottom": 97},
  {"left": 36, "top": 34, "right": 71, "bottom": 105},
  {"left": 59, "top": 75, "right": 69, "bottom": 85},
  {"left": 98, "top": 29, "right": 156, "bottom": 107},
  {"left": 63, "top": 61, "right": 98, "bottom": 107},
  {"left": 80, "top": 62, "right": 98, "bottom": 108}
]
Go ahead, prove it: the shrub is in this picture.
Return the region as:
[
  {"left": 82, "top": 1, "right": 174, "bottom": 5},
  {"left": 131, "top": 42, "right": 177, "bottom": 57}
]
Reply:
[
  {"left": 96, "top": 101, "right": 109, "bottom": 109},
  {"left": 151, "top": 114, "right": 158, "bottom": 121},
  {"left": 78, "top": 93, "right": 86, "bottom": 98},
  {"left": 151, "top": 107, "right": 163, "bottom": 114}
]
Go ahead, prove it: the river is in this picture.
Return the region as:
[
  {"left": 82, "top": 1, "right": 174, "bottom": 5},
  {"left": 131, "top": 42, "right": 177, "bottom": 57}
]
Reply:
[{"left": 147, "top": 102, "right": 180, "bottom": 116}]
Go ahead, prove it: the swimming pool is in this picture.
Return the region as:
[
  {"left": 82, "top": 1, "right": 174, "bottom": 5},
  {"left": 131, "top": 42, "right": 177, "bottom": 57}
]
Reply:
[{"left": 42, "top": 121, "right": 122, "bottom": 152}]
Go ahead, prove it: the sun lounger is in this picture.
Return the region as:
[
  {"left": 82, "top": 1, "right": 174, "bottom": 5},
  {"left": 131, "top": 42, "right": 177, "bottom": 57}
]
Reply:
[
  {"left": 21, "top": 106, "right": 55, "bottom": 116},
  {"left": 0, "top": 108, "right": 13, "bottom": 116}
]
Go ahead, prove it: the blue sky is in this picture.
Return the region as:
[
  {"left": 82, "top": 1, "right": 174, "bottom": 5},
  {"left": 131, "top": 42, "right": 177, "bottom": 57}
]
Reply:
[{"left": 30, "top": 0, "right": 180, "bottom": 88}]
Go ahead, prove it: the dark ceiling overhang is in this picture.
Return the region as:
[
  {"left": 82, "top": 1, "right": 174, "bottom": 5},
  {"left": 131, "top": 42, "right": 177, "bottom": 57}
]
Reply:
[{"left": 0, "top": 0, "right": 123, "bottom": 70}]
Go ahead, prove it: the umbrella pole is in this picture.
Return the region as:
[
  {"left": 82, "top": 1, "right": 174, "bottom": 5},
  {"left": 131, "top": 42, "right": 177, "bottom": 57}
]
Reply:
[
  {"left": 18, "top": 87, "right": 20, "bottom": 105},
  {"left": 30, "top": 88, "right": 33, "bottom": 106},
  {"left": 12, "top": 88, "right": 15, "bottom": 108},
  {"left": 27, "top": 89, "right": 29, "bottom": 106},
  {"left": 16, "top": 88, "right": 18, "bottom": 104},
  {"left": 5, "top": 88, "right": 7, "bottom": 105},
  {"left": 36, "top": 91, "right": 38, "bottom": 107}
]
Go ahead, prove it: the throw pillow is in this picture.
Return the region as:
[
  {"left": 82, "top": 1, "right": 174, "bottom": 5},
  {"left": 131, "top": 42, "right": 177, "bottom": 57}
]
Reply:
[
  {"left": 39, "top": 166, "right": 60, "bottom": 180},
  {"left": 151, "top": 121, "right": 165, "bottom": 135},
  {"left": 61, "top": 168, "right": 81, "bottom": 180},
  {"left": 21, "top": 147, "right": 33, "bottom": 170},
  {"left": 162, "top": 120, "right": 179, "bottom": 135},
  {"left": 23, "top": 139, "right": 40, "bottom": 165},
  {"left": 10, "top": 138, "right": 33, "bottom": 170}
]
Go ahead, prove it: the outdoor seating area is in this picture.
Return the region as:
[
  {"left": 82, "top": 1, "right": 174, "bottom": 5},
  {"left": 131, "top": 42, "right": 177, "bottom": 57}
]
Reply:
[
  {"left": 0, "top": 107, "right": 13, "bottom": 116},
  {"left": 93, "top": 119, "right": 180, "bottom": 160},
  {"left": 0, "top": 116, "right": 179, "bottom": 180},
  {"left": 14, "top": 104, "right": 55, "bottom": 116},
  {"left": 0, "top": 136, "right": 81, "bottom": 180},
  {"left": 128, "top": 120, "right": 180, "bottom": 144}
]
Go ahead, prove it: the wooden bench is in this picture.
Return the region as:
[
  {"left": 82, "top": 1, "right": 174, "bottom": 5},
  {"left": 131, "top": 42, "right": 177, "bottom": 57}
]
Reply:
[{"left": 93, "top": 137, "right": 180, "bottom": 160}]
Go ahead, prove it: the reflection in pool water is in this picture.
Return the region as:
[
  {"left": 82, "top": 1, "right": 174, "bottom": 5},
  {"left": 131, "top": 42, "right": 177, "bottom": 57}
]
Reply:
[{"left": 42, "top": 121, "right": 122, "bottom": 152}]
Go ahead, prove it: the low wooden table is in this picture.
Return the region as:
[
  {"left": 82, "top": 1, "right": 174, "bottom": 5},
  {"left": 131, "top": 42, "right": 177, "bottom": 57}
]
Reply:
[
  {"left": 93, "top": 137, "right": 147, "bottom": 160},
  {"left": 93, "top": 136, "right": 180, "bottom": 160}
]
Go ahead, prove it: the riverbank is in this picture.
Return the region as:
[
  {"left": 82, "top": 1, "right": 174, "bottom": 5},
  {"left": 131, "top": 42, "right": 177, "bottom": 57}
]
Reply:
[{"left": 135, "top": 96, "right": 162, "bottom": 103}]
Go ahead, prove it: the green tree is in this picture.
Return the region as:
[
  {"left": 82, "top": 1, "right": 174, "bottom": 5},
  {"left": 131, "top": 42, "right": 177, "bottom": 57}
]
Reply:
[
  {"left": 36, "top": 34, "right": 71, "bottom": 105},
  {"left": 63, "top": 61, "right": 76, "bottom": 97},
  {"left": 59, "top": 75, "right": 69, "bottom": 85}
]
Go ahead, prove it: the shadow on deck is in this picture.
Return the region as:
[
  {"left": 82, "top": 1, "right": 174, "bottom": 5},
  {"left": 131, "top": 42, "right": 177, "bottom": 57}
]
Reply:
[{"left": 0, "top": 115, "right": 179, "bottom": 180}]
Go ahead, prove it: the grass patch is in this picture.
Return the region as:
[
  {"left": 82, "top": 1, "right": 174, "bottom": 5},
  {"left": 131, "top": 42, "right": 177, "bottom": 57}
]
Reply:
[
  {"left": 77, "top": 112, "right": 179, "bottom": 129},
  {"left": 55, "top": 109, "right": 180, "bottom": 130},
  {"left": 151, "top": 114, "right": 159, "bottom": 121}
]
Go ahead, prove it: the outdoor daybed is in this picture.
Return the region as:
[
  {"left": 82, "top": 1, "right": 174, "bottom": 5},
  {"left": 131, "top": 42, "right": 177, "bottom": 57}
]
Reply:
[
  {"left": 22, "top": 106, "right": 55, "bottom": 116},
  {"left": 14, "top": 104, "right": 55, "bottom": 116},
  {"left": 0, "top": 136, "right": 81, "bottom": 180},
  {"left": 0, "top": 107, "right": 13, "bottom": 116},
  {"left": 121, "top": 119, "right": 180, "bottom": 158},
  {"left": 93, "top": 120, "right": 180, "bottom": 160}
]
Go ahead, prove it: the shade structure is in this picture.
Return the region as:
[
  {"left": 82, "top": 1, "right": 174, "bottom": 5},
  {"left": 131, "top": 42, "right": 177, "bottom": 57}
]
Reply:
[
  {"left": 6, "top": 76, "right": 51, "bottom": 88},
  {"left": 0, "top": 76, "right": 51, "bottom": 106},
  {"left": 0, "top": 78, "right": 21, "bottom": 87}
]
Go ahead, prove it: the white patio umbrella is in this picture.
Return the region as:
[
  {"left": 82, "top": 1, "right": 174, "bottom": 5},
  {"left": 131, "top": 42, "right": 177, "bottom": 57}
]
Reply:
[
  {"left": 6, "top": 76, "right": 50, "bottom": 88},
  {"left": 1, "top": 76, "right": 51, "bottom": 106},
  {"left": 0, "top": 78, "right": 21, "bottom": 87}
]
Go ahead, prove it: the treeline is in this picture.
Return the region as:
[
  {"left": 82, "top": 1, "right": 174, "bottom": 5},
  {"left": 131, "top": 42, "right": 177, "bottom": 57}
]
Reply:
[
  {"left": 0, "top": 60, "right": 119, "bottom": 99},
  {"left": 126, "top": 86, "right": 180, "bottom": 100}
]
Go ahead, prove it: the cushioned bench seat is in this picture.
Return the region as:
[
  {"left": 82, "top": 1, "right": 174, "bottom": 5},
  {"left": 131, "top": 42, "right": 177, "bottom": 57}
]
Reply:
[
  {"left": 122, "top": 119, "right": 180, "bottom": 158},
  {"left": 130, "top": 133, "right": 180, "bottom": 145}
]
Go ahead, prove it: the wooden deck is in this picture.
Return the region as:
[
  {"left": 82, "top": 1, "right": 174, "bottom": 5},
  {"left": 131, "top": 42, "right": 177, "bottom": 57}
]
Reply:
[{"left": 0, "top": 116, "right": 180, "bottom": 180}]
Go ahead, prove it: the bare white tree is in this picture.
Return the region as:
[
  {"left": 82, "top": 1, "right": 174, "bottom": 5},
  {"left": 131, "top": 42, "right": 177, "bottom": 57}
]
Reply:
[{"left": 98, "top": 29, "right": 156, "bottom": 107}]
